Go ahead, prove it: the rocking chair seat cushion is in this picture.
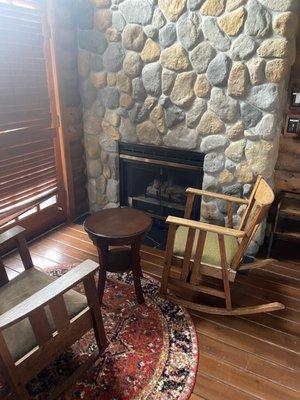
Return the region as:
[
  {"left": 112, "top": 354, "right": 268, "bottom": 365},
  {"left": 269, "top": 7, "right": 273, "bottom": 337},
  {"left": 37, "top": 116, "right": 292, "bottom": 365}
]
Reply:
[
  {"left": 0, "top": 268, "right": 87, "bottom": 362},
  {"left": 173, "top": 226, "right": 239, "bottom": 267}
]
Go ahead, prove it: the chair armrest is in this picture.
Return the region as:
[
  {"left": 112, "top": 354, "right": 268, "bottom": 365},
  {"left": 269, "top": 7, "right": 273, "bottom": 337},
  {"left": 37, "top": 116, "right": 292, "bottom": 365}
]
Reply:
[
  {"left": 186, "top": 187, "right": 249, "bottom": 205},
  {"left": 0, "top": 260, "right": 99, "bottom": 330},
  {"left": 0, "top": 225, "right": 25, "bottom": 246},
  {"left": 166, "top": 216, "right": 246, "bottom": 238}
]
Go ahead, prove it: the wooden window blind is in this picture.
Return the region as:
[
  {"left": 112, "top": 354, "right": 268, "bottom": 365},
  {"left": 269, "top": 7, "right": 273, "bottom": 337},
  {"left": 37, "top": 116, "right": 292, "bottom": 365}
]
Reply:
[{"left": 0, "top": 0, "right": 60, "bottom": 224}]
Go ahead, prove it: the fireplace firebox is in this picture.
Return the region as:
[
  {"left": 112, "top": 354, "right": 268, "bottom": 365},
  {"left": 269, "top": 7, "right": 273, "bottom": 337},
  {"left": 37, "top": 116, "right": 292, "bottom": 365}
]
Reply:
[{"left": 119, "top": 143, "right": 204, "bottom": 247}]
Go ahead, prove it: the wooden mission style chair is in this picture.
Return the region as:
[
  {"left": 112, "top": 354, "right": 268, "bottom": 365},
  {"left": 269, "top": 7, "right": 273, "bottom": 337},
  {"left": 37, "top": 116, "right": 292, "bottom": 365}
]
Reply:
[
  {"left": 0, "top": 226, "right": 108, "bottom": 399},
  {"left": 161, "top": 176, "right": 285, "bottom": 315}
]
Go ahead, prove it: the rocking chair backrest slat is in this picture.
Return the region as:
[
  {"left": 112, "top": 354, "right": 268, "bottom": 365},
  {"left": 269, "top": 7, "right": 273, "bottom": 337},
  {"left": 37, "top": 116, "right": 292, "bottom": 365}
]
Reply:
[
  {"left": 190, "top": 230, "right": 207, "bottom": 285},
  {"left": 233, "top": 177, "right": 274, "bottom": 270},
  {"left": 181, "top": 227, "right": 196, "bottom": 282}
]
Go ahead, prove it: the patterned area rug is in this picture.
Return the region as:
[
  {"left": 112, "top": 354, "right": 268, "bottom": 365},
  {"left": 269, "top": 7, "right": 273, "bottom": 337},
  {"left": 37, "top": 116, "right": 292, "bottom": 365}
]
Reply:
[{"left": 0, "top": 265, "right": 198, "bottom": 400}]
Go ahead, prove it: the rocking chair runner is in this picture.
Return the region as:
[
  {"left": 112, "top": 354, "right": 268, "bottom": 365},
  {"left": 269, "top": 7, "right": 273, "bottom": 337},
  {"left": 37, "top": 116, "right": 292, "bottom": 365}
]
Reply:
[{"left": 161, "top": 176, "right": 285, "bottom": 315}]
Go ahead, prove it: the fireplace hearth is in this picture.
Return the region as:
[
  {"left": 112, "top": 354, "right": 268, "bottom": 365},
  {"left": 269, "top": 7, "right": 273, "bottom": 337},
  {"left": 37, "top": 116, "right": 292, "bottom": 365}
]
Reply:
[{"left": 119, "top": 143, "right": 204, "bottom": 247}]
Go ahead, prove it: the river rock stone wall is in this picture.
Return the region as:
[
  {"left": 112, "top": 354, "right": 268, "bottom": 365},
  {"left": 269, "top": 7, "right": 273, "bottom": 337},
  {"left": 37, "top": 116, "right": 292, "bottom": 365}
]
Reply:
[{"left": 78, "top": 0, "right": 299, "bottom": 253}]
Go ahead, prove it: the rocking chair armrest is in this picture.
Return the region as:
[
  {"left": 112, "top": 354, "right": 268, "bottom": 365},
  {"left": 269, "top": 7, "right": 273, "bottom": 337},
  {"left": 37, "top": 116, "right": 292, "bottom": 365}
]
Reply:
[
  {"left": 186, "top": 188, "right": 249, "bottom": 205},
  {"left": 0, "top": 225, "right": 26, "bottom": 246},
  {"left": 166, "top": 216, "right": 246, "bottom": 238},
  {"left": 0, "top": 260, "right": 99, "bottom": 331}
]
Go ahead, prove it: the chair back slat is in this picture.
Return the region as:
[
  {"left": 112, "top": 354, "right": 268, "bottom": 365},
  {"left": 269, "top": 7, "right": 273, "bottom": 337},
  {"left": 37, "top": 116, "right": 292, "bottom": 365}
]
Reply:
[
  {"left": 49, "top": 295, "right": 70, "bottom": 332},
  {"left": 0, "top": 258, "right": 9, "bottom": 287},
  {"left": 190, "top": 230, "right": 207, "bottom": 285},
  {"left": 29, "top": 308, "right": 52, "bottom": 346},
  {"left": 181, "top": 227, "right": 196, "bottom": 282}
]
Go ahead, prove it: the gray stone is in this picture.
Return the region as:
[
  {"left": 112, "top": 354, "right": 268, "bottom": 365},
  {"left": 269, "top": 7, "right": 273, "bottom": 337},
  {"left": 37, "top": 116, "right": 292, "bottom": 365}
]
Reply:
[
  {"left": 101, "top": 86, "right": 120, "bottom": 109},
  {"left": 87, "top": 159, "right": 102, "bottom": 178},
  {"left": 258, "top": 0, "right": 298, "bottom": 12},
  {"left": 103, "top": 43, "right": 124, "bottom": 72},
  {"left": 188, "top": 0, "right": 205, "bottom": 10},
  {"left": 202, "top": 17, "right": 231, "bottom": 52},
  {"left": 80, "top": 80, "right": 97, "bottom": 108},
  {"left": 254, "top": 113, "right": 279, "bottom": 140},
  {"left": 78, "top": 30, "right": 108, "bottom": 54},
  {"left": 240, "top": 102, "right": 262, "bottom": 128},
  {"left": 202, "top": 174, "right": 219, "bottom": 191},
  {"left": 152, "top": 8, "right": 166, "bottom": 28},
  {"left": 158, "top": 94, "right": 170, "bottom": 107},
  {"left": 162, "top": 69, "right": 176, "bottom": 94},
  {"left": 159, "top": 23, "right": 177, "bottom": 48},
  {"left": 201, "top": 135, "right": 228, "bottom": 152},
  {"left": 247, "top": 84, "right": 279, "bottom": 111},
  {"left": 225, "top": 159, "right": 237, "bottom": 171},
  {"left": 244, "top": 129, "right": 258, "bottom": 140},
  {"left": 90, "top": 54, "right": 103, "bottom": 72},
  {"left": 209, "top": 88, "right": 239, "bottom": 122},
  {"left": 83, "top": 110, "right": 102, "bottom": 135},
  {"left": 112, "top": 11, "right": 126, "bottom": 32},
  {"left": 119, "top": 117, "right": 137, "bottom": 142},
  {"left": 203, "top": 153, "right": 225, "bottom": 173},
  {"left": 123, "top": 51, "right": 143, "bottom": 78},
  {"left": 144, "top": 25, "right": 158, "bottom": 39},
  {"left": 106, "top": 179, "right": 119, "bottom": 202},
  {"left": 231, "top": 34, "right": 256, "bottom": 60},
  {"left": 177, "top": 12, "right": 202, "bottom": 50},
  {"left": 190, "top": 42, "right": 215, "bottom": 74},
  {"left": 165, "top": 104, "right": 185, "bottom": 128},
  {"left": 119, "top": 0, "right": 155, "bottom": 25},
  {"left": 245, "top": 0, "right": 271, "bottom": 38},
  {"left": 99, "top": 132, "right": 118, "bottom": 152},
  {"left": 116, "top": 107, "right": 128, "bottom": 118},
  {"left": 130, "top": 103, "right": 150, "bottom": 123},
  {"left": 76, "top": 0, "right": 93, "bottom": 30},
  {"left": 243, "top": 184, "right": 252, "bottom": 196},
  {"left": 91, "top": 98, "right": 105, "bottom": 118},
  {"left": 132, "top": 78, "right": 147, "bottom": 101},
  {"left": 142, "top": 62, "right": 162, "bottom": 97},
  {"left": 223, "top": 183, "right": 243, "bottom": 197},
  {"left": 163, "top": 124, "right": 199, "bottom": 150},
  {"left": 206, "top": 53, "right": 231, "bottom": 86},
  {"left": 186, "top": 98, "right": 207, "bottom": 127}
]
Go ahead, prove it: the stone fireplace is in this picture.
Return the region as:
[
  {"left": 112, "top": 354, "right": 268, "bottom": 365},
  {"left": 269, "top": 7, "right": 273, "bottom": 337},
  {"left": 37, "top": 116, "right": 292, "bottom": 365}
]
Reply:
[{"left": 78, "top": 0, "right": 299, "bottom": 253}]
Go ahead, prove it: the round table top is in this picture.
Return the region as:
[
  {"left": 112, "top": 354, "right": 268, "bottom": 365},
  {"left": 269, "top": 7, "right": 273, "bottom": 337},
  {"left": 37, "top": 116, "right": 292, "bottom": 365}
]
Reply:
[{"left": 84, "top": 207, "right": 152, "bottom": 240}]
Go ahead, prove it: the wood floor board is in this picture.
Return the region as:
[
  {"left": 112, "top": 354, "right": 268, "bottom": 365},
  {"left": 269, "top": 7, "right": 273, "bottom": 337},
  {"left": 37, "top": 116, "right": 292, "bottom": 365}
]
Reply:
[{"left": 3, "top": 223, "right": 299, "bottom": 400}]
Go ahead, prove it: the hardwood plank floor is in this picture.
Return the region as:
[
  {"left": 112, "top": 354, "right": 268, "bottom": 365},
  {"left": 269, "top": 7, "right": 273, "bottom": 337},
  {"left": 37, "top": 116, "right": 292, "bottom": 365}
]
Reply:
[{"left": 3, "top": 223, "right": 300, "bottom": 400}]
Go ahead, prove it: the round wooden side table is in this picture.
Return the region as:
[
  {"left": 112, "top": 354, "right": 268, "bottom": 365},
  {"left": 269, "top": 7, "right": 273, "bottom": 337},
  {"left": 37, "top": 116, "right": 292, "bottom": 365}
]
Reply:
[{"left": 84, "top": 207, "right": 152, "bottom": 305}]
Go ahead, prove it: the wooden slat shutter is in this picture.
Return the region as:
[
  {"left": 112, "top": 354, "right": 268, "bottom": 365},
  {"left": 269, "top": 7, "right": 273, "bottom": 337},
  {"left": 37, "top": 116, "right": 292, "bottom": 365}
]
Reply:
[{"left": 0, "top": 0, "right": 60, "bottom": 223}]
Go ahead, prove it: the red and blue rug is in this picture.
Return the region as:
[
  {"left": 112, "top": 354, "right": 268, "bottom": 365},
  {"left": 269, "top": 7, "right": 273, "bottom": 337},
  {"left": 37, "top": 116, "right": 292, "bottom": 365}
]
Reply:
[{"left": 0, "top": 265, "right": 198, "bottom": 399}]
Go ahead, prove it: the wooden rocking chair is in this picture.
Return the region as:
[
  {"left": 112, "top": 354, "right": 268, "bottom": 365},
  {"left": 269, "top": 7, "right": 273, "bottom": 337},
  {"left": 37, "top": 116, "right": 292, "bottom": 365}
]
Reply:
[{"left": 160, "top": 176, "right": 285, "bottom": 316}]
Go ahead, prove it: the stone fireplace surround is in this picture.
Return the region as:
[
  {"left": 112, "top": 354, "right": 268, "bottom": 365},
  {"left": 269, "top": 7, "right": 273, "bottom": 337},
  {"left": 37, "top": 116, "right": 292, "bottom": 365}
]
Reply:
[{"left": 78, "top": 0, "right": 299, "bottom": 254}]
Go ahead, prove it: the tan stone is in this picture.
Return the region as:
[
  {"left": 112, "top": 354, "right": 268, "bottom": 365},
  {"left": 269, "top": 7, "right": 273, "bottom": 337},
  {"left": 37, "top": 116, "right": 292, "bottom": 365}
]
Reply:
[
  {"left": 170, "top": 72, "right": 195, "bottom": 108},
  {"left": 120, "top": 93, "right": 134, "bottom": 109},
  {"left": 78, "top": 50, "right": 90, "bottom": 78},
  {"left": 150, "top": 105, "right": 167, "bottom": 134},
  {"left": 201, "top": 0, "right": 225, "bottom": 16},
  {"left": 225, "top": 139, "right": 246, "bottom": 162},
  {"left": 106, "top": 27, "right": 121, "bottom": 42},
  {"left": 246, "top": 58, "right": 265, "bottom": 85},
  {"left": 90, "top": 71, "right": 107, "bottom": 88},
  {"left": 101, "top": 120, "right": 119, "bottom": 140},
  {"left": 96, "top": 193, "right": 108, "bottom": 206},
  {"left": 94, "top": 9, "right": 112, "bottom": 32},
  {"left": 197, "top": 111, "right": 225, "bottom": 135},
  {"left": 257, "top": 38, "right": 290, "bottom": 59},
  {"left": 141, "top": 39, "right": 161, "bottom": 63},
  {"left": 265, "top": 59, "right": 289, "bottom": 83},
  {"left": 96, "top": 175, "right": 107, "bottom": 194},
  {"left": 273, "top": 12, "right": 298, "bottom": 40},
  {"left": 103, "top": 164, "right": 111, "bottom": 179},
  {"left": 194, "top": 74, "right": 211, "bottom": 98},
  {"left": 227, "top": 121, "right": 244, "bottom": 140},
  {"left": 226, "top": 0, "right": 245, "bottom": 11},
  {"left": 160, "top": 43, "right": 190, "bottom": 71},
  {"left": 101, "top": 151, "right": 109, "bottom": 164},
  {"left": 245, "top": 140, "right": 277, "bottom": 178},
  {"left": 228, "top": 62, "right": 249, "bottom": 97},
  {"left": 137, "top": 121, "right": 161, "bottom": 145},
  {"left": 219, "top": 170, "right": 234, "bottom": 185},
  {"left": 116, "top": 72, "right": 132, "bottom": 93},
  {"left": 144, "top": 96, "right": 157, "bottom": 110},
  {"left": 201, "top": 201, "right": 222, "bottom": 220},
  {"left": 85, "top": 136, "right": 100, "bottom": 159},
  {"left": 105, "top": 110, "right": 120, "bottom": 127},
  {"left": 107, "top": 72, "right": 116, "bottom": 86},
  {"left": 158, "top": 0, "right": 187, "bottom": 22},
  {"left": 219, "top": 7, "right": 245, "bottom": 36},
  {"left": 90, "top": 0, "right": 111, "bottom": 7},
  {"left": 122, "top": 24, "right": 146, "bottom": 51},
  {"left": 123, "top": 52, "right": 142, "bottom": 78},
  {"left": 235, "top": 162, "right": 253, "bottom": 183}
]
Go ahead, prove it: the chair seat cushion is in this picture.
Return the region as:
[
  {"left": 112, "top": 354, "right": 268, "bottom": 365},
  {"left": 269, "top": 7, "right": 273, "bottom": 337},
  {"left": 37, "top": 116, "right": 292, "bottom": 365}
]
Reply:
[
  {"left": 0, "top": 268, "right": 87, "bottom": 362},
  {"left": 173, "top": 226, "right": 239, "bottom": 267}
]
